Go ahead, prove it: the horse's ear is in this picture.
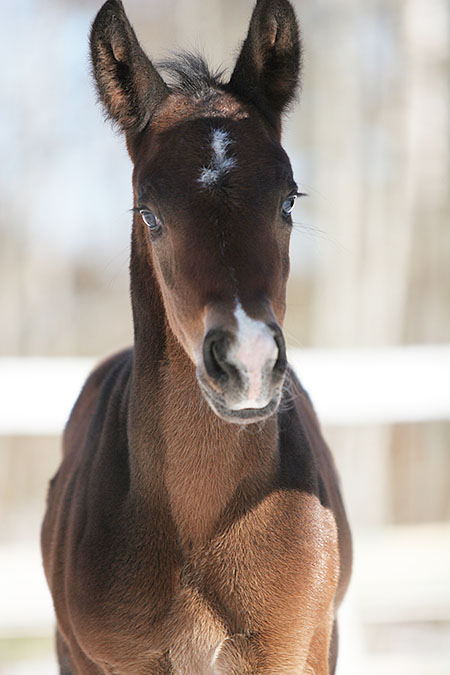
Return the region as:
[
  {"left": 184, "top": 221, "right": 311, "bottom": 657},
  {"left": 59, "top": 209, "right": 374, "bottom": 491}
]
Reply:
[
  {"left": 229, "top": 0, "right": 301, "bottom": 132},
  {"left": 90, "top": 0, "right": 169, "bottom": 134}
]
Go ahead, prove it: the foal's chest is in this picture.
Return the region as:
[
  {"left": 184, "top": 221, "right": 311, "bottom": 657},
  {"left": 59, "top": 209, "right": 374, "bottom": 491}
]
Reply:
[{"left": 72, "top": 489, "right": 339, "bottom": 673}]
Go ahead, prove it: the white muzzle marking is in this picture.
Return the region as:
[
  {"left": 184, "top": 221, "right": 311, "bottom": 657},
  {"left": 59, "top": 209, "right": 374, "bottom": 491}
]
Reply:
[{"left": 229, "top": 303, "right": 278, "bottom": 409}]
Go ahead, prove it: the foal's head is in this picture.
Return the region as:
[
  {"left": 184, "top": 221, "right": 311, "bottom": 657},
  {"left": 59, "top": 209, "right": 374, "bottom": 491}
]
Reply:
[{"left": 91, "top": 0, "right": 301, "bottom": 424}]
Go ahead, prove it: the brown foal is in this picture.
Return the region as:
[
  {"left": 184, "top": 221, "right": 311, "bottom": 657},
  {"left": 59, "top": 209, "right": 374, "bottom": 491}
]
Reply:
[{"left": 41, "top": 1, "right": 352, "bottom": 672}]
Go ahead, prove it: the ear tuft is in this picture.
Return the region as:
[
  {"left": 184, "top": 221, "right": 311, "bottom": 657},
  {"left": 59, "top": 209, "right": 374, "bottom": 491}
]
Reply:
[
  {"left": 229, "top": 0, "right": 301, "bottom": 132},
  {"left": 90, "top": 0, "right": 168, "bottom": 134}
]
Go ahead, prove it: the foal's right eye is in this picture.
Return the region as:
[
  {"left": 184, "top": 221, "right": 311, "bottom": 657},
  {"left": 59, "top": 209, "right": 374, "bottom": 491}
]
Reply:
[
  {"left": 139, "top": 209, "right": 162, "bottom": 235},
  {"left": 281, "top": 195, "right": 297, "bottom": 219}
]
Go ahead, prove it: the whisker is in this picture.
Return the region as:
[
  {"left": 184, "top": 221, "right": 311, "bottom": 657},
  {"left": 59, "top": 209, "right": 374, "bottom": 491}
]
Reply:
[
  {"left": 277, "top": 376, "right": 303, "bottom": 413},
  {"left": 236, "top": 421, "right": 265, "bottom": 436},
  {"left": 291, "top": 220, "right": 349, "bottom": 253},
  {"left": 99, "top": 244, "right": 130, "bottom": 290},
  {"left": 293, "top": 183, "right": 327, "bottom": 202},
  {"left": 283, "top": 329, "right": 305, "bottom": 349}
]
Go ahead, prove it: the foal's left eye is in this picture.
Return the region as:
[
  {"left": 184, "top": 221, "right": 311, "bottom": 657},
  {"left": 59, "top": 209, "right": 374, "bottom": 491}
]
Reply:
[
  {"left": 281, "top": 194, "right": 297, "bottom": 218},
  {"left": 139, "top": 209, "right": 162, "bottom": 234}
]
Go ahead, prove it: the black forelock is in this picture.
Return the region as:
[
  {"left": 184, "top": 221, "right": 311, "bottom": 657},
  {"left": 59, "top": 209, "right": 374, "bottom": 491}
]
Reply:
[{"left": 157, "top": 51, "right": 226, "bottom": 99}]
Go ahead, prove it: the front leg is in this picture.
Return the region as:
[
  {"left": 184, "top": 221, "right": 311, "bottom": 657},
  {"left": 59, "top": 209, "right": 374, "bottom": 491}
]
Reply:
[
  {"left": 304, "top": 616, "right": 336, "bottom": 675},
  {"left": 56, "top": 629, "right": 74, "bottom": 675},
  {"left": 56, "top": 628, "right": 103, "bottom": 674},
  {"left": 213, "top": 632, "right": 314, "bottom": 674},
  {"left": 214, "top": 615, "right": 335, "bottom": 675},
  {"left": 212, "top": 634, "right": 260, "bottom": 674}
]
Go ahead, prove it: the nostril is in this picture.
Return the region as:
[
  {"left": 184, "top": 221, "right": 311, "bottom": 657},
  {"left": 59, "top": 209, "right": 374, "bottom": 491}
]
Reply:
[
  {"left": 270, "top": 323, "right": 287, "bottom": 376},
  {"left": 203, "top": 329, "right": 230, "bottom": 384}
]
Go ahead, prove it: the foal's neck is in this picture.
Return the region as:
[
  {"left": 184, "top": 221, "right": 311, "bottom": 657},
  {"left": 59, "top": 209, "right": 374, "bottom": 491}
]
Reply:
[{"left": 130, "top": 316, "right": 280, "bottom": 548}]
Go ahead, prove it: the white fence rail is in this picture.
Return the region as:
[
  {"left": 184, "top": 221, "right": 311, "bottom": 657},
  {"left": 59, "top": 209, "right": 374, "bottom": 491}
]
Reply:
[{"left": 0, "top": 345, "right": 449, "bottom": 435}]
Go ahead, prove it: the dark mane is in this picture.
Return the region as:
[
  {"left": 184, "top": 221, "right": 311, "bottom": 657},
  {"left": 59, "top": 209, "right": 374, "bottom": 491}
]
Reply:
[{"left": 157, "top": 51, "right": 226, "bottom": 99}]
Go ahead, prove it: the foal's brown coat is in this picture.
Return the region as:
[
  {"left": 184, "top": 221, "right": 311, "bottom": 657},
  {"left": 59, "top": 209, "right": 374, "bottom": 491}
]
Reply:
[{"left": 42, "top": 1, "right": 352, "bottom": 673}]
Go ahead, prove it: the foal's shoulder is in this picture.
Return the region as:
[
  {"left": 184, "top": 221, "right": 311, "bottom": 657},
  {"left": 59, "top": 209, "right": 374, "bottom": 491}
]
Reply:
[
  {"left": 280, "top": 365, "right": 322, "bottom": 439},
  {"left": 278, "top": 365, "right": 341, "bottom": 492},
  {"left": 88, "top": 348, "right": 133, "bottom": 390},
  {"left": 63, "top": 348, "right": 133, "bottom": 455}
]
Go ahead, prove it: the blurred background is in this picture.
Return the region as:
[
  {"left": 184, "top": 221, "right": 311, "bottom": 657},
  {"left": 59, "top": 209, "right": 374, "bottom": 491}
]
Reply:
[{"left": 0, "top": 0, "right": 449, "bottom": 673}]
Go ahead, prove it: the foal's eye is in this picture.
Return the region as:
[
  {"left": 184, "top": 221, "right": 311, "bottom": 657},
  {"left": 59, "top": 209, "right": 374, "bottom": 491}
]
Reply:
[
  {"left": 281, "top": 194, "right": 297, "bottom": 218},
  {"left": 139, "top": 209, "right": 162, "bottom": 235}
]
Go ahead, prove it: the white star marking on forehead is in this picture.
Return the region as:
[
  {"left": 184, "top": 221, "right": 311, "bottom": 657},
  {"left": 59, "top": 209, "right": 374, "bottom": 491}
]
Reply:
[{"left": 198, "top": 128, "right": 236, "bottom": 188}]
